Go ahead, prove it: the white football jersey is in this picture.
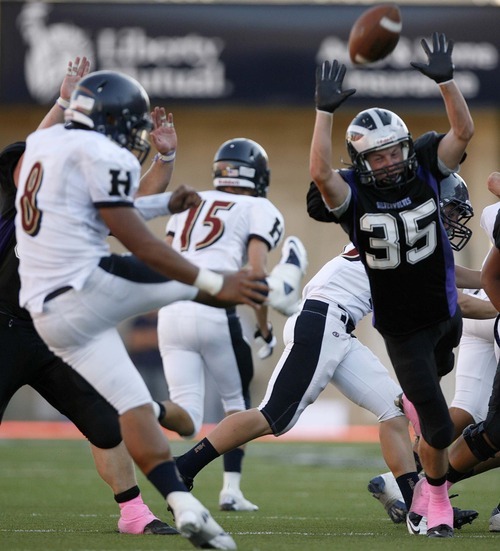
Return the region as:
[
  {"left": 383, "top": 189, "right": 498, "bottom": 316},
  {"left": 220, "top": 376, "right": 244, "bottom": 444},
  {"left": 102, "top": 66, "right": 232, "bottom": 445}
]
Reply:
[
  {"left": 480, "top": 201, "right": 500, "bottom": 245},
  {"left": 166, "top": 189, "right": 285, "bottom": 271},
  {"left": 16, "top": 124, "right": 141, "bottom": 313},
  {"left": 301, "top": 243, "right": 371, "bottom": 326}
]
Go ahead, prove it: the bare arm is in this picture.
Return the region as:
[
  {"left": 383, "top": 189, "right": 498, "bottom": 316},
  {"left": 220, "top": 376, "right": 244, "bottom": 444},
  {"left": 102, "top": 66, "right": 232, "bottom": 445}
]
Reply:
[
  {"left": 310, "top": 112, "right": 350, "bottom": 209},
  {"left": 13, "top": 56, "right": 90, "bottom": 188},
  {"left": 309, "top": 60, "right": 355, "bottom": 209},
  {"left": 410, "top": 33, "right": 473, "bottom": 171},
  {"left": 481, "top": 245, "right": 500, "bottom": 311},
  {"left": 487, "top": 172, "right": 500, "bottom": 198},
  {"left": 136, "top": 110, "right": 178, "bottom": 197},
  {"left": 247, "top": 238, "right": 271, "bottom": 337},
  {"left": 457, "top": 291, "right": 497, "bottom": 320},
  {"left": 437, "top": 81, "right": 474, "bottom": 171},
  {"left": 455, "top": 264, "right": 482, "bottom": 289},
  {"left": 37, "top": 57, "right": 90, "bottom": 131},
  {"left": 100, "top": 206, "right": 267, "bottom": 309}
]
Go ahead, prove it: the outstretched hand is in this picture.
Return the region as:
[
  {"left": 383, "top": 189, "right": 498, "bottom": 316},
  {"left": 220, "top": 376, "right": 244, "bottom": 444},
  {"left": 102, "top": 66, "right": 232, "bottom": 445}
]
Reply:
[
  {"left": 60, "top": 56, "right": 90, "bottom": 101},
  {"left": 217, "top": 270, "right": 269, "bottom": 310},
  {"left": 410, "top": 32, "right": 454, "bottom": 84},
  {"left": 150, "top": 108, "right": 177, "bottom": 155},
  {"left": 168, "top": 184, "right": 201, "bottom": 213},
  {"left": 315, "top": 60, "right": 356, "bottom": 113}
]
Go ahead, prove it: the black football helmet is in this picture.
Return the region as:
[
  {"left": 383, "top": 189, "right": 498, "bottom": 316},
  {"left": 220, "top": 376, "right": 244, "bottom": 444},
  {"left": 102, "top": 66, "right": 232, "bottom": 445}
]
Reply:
[
  {"left": 213, "top": 138, "right": 270, "bottom": 197},
  {"left": 439, "top": 173, "right": 474, "bottom": 251},
  {"left": 345, "top": 108, "right": 417, "bottom": 188},
  {"left": 64, "top": 71, "right": 153, "bottom": 164}
]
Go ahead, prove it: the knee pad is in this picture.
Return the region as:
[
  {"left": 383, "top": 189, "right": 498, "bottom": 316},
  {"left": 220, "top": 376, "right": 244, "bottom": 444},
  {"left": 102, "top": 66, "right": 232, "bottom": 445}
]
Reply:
[
  {"left": 463, "top": 422, "right": 499, "bottom": 462},
  {"left": 85, "top": 419, "right": 122, "bottom": 449}
]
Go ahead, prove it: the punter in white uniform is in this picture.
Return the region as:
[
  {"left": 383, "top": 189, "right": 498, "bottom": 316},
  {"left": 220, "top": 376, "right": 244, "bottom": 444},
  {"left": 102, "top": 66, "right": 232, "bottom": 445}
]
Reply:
[
  {"left": 156, "top": 138, "right": 307, "bottom": 511},
  {"left": 14, "top": 70, "right": 270, "bottom": 550}
]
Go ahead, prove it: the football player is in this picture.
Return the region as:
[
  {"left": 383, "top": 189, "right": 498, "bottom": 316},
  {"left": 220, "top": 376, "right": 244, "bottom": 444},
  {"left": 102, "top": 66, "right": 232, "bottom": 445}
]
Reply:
[
  {"left": 156, "top": 137, "right": 307, "bottom": 511},
  {"left": 0, "top": 56, "right": 178, "bottom": 535},
  {"left": 309, "top": 31, "right": 473, "bottom": 538},
  {"left": 14, "top": 67, "right": 271, "bottom": 549}
]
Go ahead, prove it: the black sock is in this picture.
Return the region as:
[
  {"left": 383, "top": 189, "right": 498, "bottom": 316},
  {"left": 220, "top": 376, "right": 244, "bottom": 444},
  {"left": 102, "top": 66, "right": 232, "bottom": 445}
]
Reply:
[
  {"left": 426, "top": 474, "right": 447, "bottom": 487},
  {"left": 114, "top": 485, "right": 140, "bottom": 504},
  {"left": 396, "top": 472, "right": 420, "bottom": 509},
  {"left": 176, "top": 438, "right": 220, "bottom": 479},
  {"left": 223, "top": 448, "right": 244, "bottom": 473},
  {"left": 147, "top": 461, "right": 186, "bottom": 498},
  {"left": 447, "top": 464, "right": 474, "bottom": 484}
]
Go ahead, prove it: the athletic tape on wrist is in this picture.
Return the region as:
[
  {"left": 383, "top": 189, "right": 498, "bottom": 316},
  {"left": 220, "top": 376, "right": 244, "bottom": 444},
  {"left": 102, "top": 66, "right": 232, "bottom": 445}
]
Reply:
[
  {"left": 194, "top": 268, "right": 224, "bottom": 296},
  {"left": 56, "top": 97, "right": 70, "bottom": 110},
  {"left": 154, "top": 150, "right": 176, "bottom": 163}
]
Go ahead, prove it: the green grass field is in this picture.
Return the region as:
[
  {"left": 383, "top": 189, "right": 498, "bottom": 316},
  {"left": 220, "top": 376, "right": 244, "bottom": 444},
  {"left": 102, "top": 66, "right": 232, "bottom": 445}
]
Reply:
[{"left": 0, "top": 439, "right": 498, "bottom": 550}]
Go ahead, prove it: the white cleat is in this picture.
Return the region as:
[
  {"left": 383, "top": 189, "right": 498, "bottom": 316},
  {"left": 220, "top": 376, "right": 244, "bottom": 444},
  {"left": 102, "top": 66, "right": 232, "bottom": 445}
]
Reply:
[
  {"left": 367, "top": 471, "right": 407, "bottom": 524},
  {"left": 280, "top": 235, "right": 308, "bottom": 275},
  {"left": 406, "top": 512, "right": 428, "bottom": 536},
  {"left": 267, "top": 236, "right": 308, "bottom": 316},
  {"left": 489, "top": 506, "right": 500, "bottom": 532},
  {"left": 168, "top": 491, "right": 237, "bottom": 549},
  {"left": 219, "top": 489, "right": 259, "bottom": 512}
]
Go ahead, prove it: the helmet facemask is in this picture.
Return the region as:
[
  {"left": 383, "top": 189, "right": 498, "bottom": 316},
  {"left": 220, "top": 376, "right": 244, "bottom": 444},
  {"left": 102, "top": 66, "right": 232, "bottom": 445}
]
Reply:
[
  {"left": 346, "top": 108, "right": 417, "bottom": 188},
  {"left": 439, "top": 173, "right": 474, "bottom": 251}
]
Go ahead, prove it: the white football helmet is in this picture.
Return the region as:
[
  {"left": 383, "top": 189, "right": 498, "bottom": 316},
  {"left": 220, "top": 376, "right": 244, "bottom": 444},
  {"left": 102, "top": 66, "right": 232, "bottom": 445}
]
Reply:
[{"left": 346, "top": 107, "right": 417, "bottom": 187}]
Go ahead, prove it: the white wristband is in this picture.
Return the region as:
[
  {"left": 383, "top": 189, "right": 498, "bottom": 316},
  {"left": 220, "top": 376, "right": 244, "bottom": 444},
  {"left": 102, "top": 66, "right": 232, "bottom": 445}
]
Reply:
[
  {"left": 193, "top": 268, "right": 224, "bottom": 296},
  {"left": 154, "top": 150, "right": 176, "bottom": 163},
  {"left": 438, "top": 79, "right": 454, "bottom": 86},
  {"left": 56, "top": 97, "right": 70, "bottom": 110}
]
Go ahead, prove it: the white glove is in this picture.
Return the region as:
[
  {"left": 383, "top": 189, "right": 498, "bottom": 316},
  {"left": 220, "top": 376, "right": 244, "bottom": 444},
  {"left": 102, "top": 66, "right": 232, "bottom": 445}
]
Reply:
[{"left": 254, "top": 323, "right": 277, "bottom": 359}]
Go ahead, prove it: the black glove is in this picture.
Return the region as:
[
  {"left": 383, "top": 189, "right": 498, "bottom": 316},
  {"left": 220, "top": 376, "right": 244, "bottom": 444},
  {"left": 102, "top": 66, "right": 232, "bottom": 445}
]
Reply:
[
  {"left": 254, "top": 323, "right": 277, "bottom": 360},
  {"left": 410, "top": 32, "right": 454, "bottom": 84},
  {"left": 307, "top": 182, "right": 336, "bottom": 223},
  {"left": 315, "top": 60, "right": 356, "bottom": 113}
]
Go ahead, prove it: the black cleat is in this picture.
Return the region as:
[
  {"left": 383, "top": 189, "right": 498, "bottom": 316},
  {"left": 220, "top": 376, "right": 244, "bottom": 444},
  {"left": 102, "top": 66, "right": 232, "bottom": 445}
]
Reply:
[
  {"left": 427, "top": 524, "right": 454, "bottom": 538},
  {"left": 143, "top": 519, "right": 179, "bottom": 535},
  {"left": 453, "top": 506, "right": 479, "bottom": 529}
]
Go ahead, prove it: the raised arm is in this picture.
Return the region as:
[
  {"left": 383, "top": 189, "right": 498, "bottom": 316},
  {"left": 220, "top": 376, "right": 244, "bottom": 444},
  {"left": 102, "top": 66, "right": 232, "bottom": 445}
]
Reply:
[
  {"left": 13, "top": 56, "right": 90, "bottom": 187},
  {"left": 411, "top": 32, "right": 474, "bottom": 171},
  {"left": 136, "top": 109, "right": 178, "bottom": 197},
  {"left": 309, "top": 60, "right": 355, "bottom": 210},
  {"left": 37, "top": 57, "right": 90, "bottom": 131},
  {"left": 487, "top": 172, "right": 500, "bottom": 198}
]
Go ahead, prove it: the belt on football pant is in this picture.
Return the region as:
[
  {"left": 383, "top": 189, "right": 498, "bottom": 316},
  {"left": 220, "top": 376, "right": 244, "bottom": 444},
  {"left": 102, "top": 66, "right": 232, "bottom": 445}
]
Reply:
[{"left": 44, "top": 285, "right": 73, "bottom": 303}]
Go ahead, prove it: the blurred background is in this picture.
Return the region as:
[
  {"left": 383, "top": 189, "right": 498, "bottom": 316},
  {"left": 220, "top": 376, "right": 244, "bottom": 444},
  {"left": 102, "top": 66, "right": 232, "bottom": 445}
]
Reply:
[{"left": 1, "top": 0, "right": 498, "bottom": 435}]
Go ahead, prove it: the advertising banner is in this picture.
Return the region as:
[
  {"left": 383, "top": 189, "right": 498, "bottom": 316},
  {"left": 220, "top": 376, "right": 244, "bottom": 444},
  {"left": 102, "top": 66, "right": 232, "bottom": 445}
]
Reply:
[{"left": 0, "top": 2, "right": 498, "bottom": 107}]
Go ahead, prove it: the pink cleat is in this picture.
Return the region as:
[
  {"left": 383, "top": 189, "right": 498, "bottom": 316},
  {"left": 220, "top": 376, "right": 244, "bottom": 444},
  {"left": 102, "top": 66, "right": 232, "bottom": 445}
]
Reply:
[
  {"left": 118, "top": 497, "right": 178, "bottom": 535},
  {"left": 427, "top": 484, "right": 454, "bottom": 538}
]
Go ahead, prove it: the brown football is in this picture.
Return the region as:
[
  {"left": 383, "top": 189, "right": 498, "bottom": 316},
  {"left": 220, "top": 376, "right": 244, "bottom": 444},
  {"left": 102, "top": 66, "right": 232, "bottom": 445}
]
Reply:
[{"left": 348, "top": 4, "right": 402, "bottom": 65}]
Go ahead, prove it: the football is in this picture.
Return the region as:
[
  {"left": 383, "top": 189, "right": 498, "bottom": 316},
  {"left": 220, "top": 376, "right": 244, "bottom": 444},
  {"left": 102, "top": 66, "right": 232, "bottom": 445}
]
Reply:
[{"left": 348, "top": 4, "right": 402, "bottom": 65}]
